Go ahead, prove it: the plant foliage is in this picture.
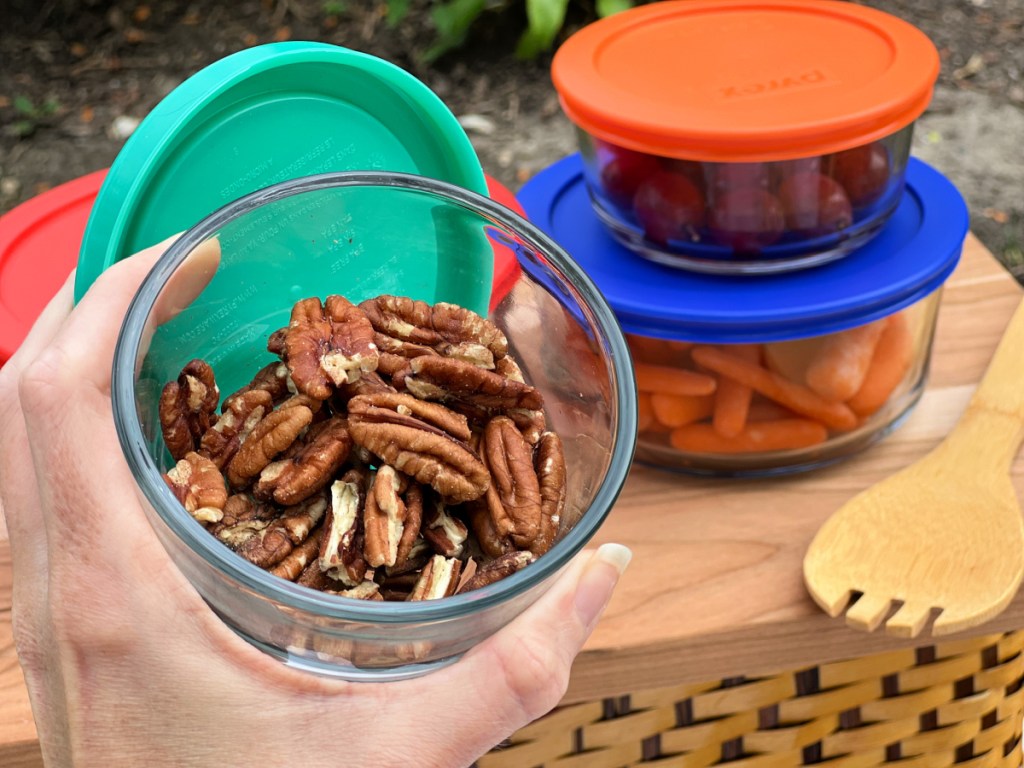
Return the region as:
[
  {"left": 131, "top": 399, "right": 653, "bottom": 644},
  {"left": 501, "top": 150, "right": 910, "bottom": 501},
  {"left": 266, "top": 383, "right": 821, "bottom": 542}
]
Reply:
[{"left": 396, "top": 0, "right": 634, "bottom": 62}]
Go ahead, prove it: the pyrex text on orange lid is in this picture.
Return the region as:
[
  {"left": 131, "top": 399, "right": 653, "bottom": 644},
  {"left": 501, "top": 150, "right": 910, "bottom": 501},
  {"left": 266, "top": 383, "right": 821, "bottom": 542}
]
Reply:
[{"left": 552, "top": 0, "right": 940, "bottom": 163}]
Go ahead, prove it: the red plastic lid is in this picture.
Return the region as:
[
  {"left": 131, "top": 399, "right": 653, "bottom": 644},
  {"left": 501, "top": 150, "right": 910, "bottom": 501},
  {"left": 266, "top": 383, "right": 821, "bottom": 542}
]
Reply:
[
  {"left": 0, "top": 170, "right": 108, "bottom": 366},
  {"left": 552, "top": 0, "right": 939, "bottom": 162},
  {"left": 0, "top": 171, "right": 523, "bottom": 367},
  {"left": 484, "top": 175, "right": 525, "bottom": 310}
]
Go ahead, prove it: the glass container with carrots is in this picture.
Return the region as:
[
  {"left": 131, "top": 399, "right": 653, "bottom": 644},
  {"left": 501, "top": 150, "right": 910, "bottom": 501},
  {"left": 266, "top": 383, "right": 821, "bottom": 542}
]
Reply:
[
  {"left": 517, "top": 152, "right": 969, "bottom": 475},
  {"left": 628, "top": 300, "right": 935, "bottom": 474}
]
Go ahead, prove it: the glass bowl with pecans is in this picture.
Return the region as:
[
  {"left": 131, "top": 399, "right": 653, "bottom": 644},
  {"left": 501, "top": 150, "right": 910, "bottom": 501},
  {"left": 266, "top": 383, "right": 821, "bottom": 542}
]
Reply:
[{"left": 111, "top": 172, "right": 637, "bottom": 680}]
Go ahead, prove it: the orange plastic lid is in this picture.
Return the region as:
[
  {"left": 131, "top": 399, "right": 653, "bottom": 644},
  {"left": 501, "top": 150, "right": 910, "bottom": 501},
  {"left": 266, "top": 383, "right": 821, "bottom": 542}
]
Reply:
[{"left": 552, "top": 0, "right": 939, "bottom": 162}]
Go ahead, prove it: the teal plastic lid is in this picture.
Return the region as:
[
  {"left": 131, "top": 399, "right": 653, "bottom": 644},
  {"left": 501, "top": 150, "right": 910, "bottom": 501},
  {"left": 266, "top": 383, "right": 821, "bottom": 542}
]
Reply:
[{"left": 77, "top": 42, "right": 488, "bottom": 302}]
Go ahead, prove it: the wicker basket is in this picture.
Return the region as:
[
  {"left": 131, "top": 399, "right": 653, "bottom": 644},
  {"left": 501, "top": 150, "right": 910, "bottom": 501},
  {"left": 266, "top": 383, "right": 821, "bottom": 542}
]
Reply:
[{"left": 477, "top": 631, "right": 1024, "bottom": 768}]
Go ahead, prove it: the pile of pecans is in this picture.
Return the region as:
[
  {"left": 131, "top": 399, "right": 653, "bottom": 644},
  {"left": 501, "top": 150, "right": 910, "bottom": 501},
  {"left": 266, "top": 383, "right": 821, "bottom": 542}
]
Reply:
[{"left": 159, "top": 294, "right": 566, "bottom": 602}]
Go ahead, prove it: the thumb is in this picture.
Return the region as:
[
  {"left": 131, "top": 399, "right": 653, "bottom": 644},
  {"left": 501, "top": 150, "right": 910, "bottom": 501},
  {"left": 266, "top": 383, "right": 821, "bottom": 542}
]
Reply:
[{"left": 406, "top": 543, "right": 631, "bottom": 767}]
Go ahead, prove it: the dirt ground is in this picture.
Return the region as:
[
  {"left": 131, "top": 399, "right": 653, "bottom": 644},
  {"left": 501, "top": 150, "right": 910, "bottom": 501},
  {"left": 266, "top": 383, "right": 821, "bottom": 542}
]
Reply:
[{"left": 2, "top": 0, "right": 1022, "bottom": 281}]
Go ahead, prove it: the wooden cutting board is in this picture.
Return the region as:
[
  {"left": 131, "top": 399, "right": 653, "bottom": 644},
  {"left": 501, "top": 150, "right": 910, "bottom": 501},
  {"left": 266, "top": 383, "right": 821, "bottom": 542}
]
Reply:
[{"left": 1, "top": 233, "right": 1022, "bottom": 768}]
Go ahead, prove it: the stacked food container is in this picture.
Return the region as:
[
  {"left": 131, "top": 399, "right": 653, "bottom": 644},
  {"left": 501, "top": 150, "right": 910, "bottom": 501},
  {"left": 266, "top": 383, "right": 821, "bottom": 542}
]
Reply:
[{"left": 520, "top": 0, "right": 970, "bottom": 475}]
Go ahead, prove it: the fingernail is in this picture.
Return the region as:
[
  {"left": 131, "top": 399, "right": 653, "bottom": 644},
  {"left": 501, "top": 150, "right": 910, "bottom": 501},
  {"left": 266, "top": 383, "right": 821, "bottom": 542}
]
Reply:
[
  {"left": 574, "top": 543, "right": 632, "bottom": 632},
  {"left": 595, "top": 542, "right": 632, "bottom": 576}
]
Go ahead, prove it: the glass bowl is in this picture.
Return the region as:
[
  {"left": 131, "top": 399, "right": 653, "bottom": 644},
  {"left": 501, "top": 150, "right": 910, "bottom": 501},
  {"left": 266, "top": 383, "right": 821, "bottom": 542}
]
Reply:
[
  {"left": 516, "top": 154, "right": 970, "bottom": 476},
  {"left": 576, "top": 127, "right": 913, "bottom": 274},
  {"left": 552, "top": 0, "right": 939, "bottom": 274},
  {"left": 630, "top": 289, "right": 940, "bottom": 475},
  {"left": 111, "top": 171, "right": 637, "bottom": 681}
]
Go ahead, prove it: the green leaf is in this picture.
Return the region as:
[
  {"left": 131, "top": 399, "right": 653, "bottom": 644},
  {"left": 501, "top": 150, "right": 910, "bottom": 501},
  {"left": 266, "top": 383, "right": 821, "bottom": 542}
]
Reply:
[
  {"left": 431, "top": 0, "right": 487, "bottom": 44},
  {"left": 516, "top": 0, "right": 569, "bottom": 58},
  {"left": 596, "top": 0, "right": 632, "bottom": 17},
  {"left": 426, "top": 0, "right": 487, "bottom": 61},
  {"left": 386, "top": 0, "right": 410, "bottom": 26},
  {"left": 13, "top": 95, "right": 35, "bottom": 116},
  {"left": 12, "top": 119, "right": 35, "bottom": 137}
]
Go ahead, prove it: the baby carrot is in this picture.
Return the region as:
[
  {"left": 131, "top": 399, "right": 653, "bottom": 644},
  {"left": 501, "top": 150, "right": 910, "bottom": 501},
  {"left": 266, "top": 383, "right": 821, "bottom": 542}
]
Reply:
[
  {"left": 628, "top": 335, "right": 694, "bottom": 366},
  {"left": 711, "top": 344, "right": 759, "bottom": 438},
  {"left": 690, "top": 346, "right": 857, "bottom": 431},
  {"left": 747, "top": 397, "right": 800, "bottom": 421},
  {"left": 804, "top": 319, "right": 887, "bottom": 402},
  {"left": 670, "top": 419, "right": 829, "bottom": 454},
  {"left": 627, "top": 334, "right": 674, "bottom": 364},
  {"left": 666, "top": 340, "right": 695, "bottom": 353},
  {"left": 651, "top": 393, "right": 715, "bottom": 428},
  {"left": 638, "top": 392, "right": 656, "bottom": 432},
  {"left": 635, "top": 363, "right": 717, "bottom": 397},
  {"left": 847, "top": 314, "right": 914, "bottom": 417},
  {"left": 763, "top": 337, "right": 822, "bottom": 383}
]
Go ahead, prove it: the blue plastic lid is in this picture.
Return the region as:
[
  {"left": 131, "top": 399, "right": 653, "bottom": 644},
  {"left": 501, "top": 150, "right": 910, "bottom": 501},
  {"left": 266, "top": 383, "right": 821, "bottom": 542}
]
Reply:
[
  {"left": 77, "top": 42, "right": 489, "bottom": 304},
  {"left": 517, "top": 154, "right": 968, "bottom": 343}
]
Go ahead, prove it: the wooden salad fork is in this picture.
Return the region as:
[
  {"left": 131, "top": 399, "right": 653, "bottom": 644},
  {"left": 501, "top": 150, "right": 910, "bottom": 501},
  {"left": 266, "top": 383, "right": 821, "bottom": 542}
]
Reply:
[{"left": 804, "top": 297, "right": 1024, "bottom": 638}]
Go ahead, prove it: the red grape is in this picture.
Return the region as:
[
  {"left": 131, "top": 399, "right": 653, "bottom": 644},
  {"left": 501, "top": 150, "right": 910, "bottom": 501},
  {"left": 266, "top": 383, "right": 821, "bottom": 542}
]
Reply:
[
  {"left": 708, "top": 188, "right": 785, "bottom": 252},
  {"left": 711, "top": 162, "right": 771, "bottom": 195},
  {"left": 778, "top": 172, "right": 853, "bottom": 236},
  {"left": 770, "top": 156, "right": 827, "bottom": 187},
  {"left": 633, "top": 171, "right": 706, "bottom": 245},
  {"left": 598, "top": 146, "right": 661, "bottom": 208},
  {"left": 830, "top": 142, "right": 891, "bottom": 208},
  {"left": 660, "top": 158, "right": 707, "bottom": 193}
]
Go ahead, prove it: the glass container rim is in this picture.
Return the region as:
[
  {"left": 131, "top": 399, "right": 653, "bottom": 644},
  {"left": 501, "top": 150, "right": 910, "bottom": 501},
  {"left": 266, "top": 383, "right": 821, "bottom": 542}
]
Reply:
[{"left": 111, "top": 169, "right": 638, "bottom": 625}]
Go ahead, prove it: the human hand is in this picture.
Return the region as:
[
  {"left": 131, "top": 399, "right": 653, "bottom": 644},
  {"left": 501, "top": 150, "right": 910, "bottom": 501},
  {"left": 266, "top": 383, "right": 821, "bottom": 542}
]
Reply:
[{"left": 0, "top": 238, "right": 631, "bottom": 768}]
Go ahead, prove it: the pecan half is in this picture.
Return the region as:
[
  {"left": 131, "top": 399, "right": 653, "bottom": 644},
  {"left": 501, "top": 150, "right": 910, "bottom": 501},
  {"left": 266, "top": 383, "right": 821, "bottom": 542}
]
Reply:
[
  {"left": 376, "top": 353, "right": 414, "bottom": 379},
  {"left": 267, "top": 328, "right": 288, "bottom": 356},
  {"left": 254, "top": 416, "right": 351, "bottom": 506},
  {"left": 408, "top": 555, "right": 462, "bottom": 601},
  {"left": 270, "top": 527, "right": 324, "bottom": 581},
  {"left": 480, "top": 416, "right": 542, "bottom": 548},
  {"left": 322, "top": 295, "right": 379, "bottom": 384},
  {"left": 236, "top": 524, "right": 293, "bottom": 568},
  {"left": 382, "top": 538, "right": 431, "bottom": 578},
  {"left": 432, "top": 302, "right": 508, "bottom": 366},
  {"left": 234, "top": 494, "right": 326, "bottom": 568},
  {"left": 375, "top": 565, "right": 419, "bottom": 600},
  {"left": 395, "top": 480, "right": 424, "bottom": 568},
  {"left": 224, "top": 362, "right": 290, "bottom": 406},
  {"left": 347, "top": 396, "right": 488, "bottom": 504},
  {"left": 495, "top": 355, "right": 524, "bottom": 383},
  {"left": 423, "top": 498, "right": 469, "bottom": 558},
  {"left": 458, "top": 551, "right": 535, "bottom": 593},
  {"left": 349, "top": 392, "right": 471, "bottom": 442},
  {"left": 297, "top": 559, "right": 335, "bottom": 591},
  {"left": 467, "top": 500, "right": 513, "bottom": 559},
  {"left": 159, "top": 360, "right": 220, "bottom": 461},
  {"left": 163, "top": 451, "right": 228, "bottom": 523},
  {"left": 320, "top": 473, "right": 369, "bottom": 586},
  {"left": 405, "top": 356, "right": 544, "bottom": 412},
  {"left": 532, "top": 431, "right": 567, "bottom": 556},
  {"left": 329, "top": 581, "right": 384, "bottom": 601},
  {"left": 277, "top": 493, "right": 329, "bottom": 544},
  {"left": 199, "top": 389, "right": 273, "bottom": 469},
  {"left": 217, "top": 494, "right": 267, "bottom": 528},
  {"left": 362, "top": 466, "right": 407, "bottom": 568},
  {"left": 277, "top": 393, "right": 324, "bottom": 413},
  {"left": 359, "top": 295, "right": 442, "bottom": 347},
  {"left": 283, "top": 296, "right": 379, "bottom": 399},
  {"left": 508, "top": 408, "right": 547, "bottom": 446},
  {"left": 373, "top": 332, "right": 439, "bottom": 362},
  {"left": 210, "top": 494, "right": 278, "bottom": 548},
  {"left": 225, "top": 405, "right": 313, "bottom": 488},
  {"left": 337, "top": 370, "right": 395, "bottom": 401}
]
